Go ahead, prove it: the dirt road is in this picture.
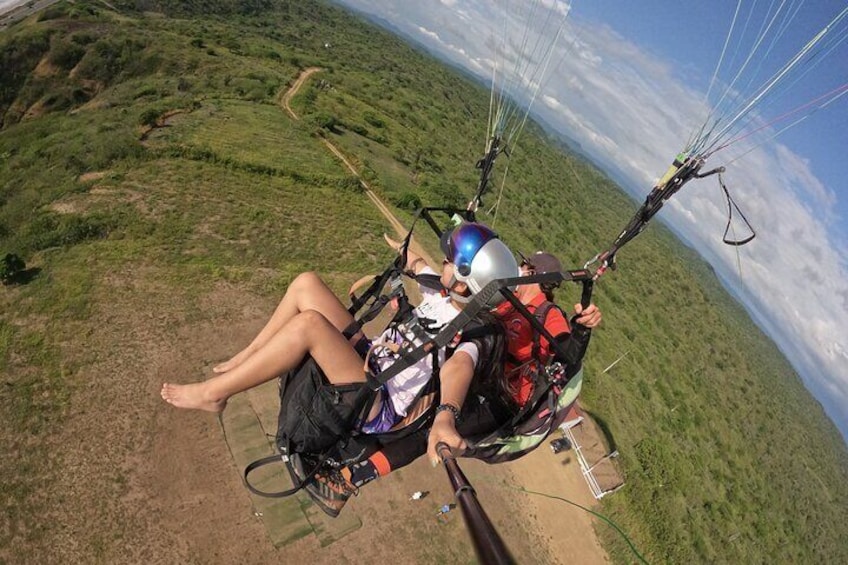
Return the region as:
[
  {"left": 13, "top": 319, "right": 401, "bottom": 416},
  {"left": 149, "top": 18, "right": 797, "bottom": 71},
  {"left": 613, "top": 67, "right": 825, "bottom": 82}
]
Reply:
[
  {"left": 279, "top": 68, "right": 434, "bottom": 263},
  {"left": 1, "top": 0, "right": 62, "bottom": 29},
  {"left": 281, "top": 67, "right": 322, "bottom": 119}
]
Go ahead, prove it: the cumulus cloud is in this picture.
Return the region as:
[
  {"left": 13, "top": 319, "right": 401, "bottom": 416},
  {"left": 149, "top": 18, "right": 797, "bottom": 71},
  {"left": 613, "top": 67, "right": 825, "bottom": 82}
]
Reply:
[
  {"left": 335, "top": 0, "right": 848, "bottom": 443},
  {"left": 417, "top": 26, "right": 441, "bottom": 41}
]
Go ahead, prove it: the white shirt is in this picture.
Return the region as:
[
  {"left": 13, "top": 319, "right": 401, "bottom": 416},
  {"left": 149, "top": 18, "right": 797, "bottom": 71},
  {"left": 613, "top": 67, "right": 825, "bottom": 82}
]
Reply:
[{"left": 374, "top": 267, "right": 479, "bottom": 416}]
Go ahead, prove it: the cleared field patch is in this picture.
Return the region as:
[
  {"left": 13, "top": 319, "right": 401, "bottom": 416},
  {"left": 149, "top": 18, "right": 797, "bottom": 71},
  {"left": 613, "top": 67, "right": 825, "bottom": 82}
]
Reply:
[{"left": 146, "top": 99, "right": 345, "bottom": 177}]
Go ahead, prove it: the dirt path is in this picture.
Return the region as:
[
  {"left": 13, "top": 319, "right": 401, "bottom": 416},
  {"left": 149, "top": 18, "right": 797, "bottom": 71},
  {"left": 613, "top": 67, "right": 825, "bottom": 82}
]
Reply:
[
  {"left": 280, "top": 68, "right": 434, "bottom": 264},
  {"left": 281, "top": 67, "right": 322, "bottom": 119}
]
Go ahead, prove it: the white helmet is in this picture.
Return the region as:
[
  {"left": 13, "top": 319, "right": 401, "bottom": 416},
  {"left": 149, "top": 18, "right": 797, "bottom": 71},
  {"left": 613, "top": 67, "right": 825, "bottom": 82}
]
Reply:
[{"left": 440, "top": 222, "right": 519, "bottom": 305}]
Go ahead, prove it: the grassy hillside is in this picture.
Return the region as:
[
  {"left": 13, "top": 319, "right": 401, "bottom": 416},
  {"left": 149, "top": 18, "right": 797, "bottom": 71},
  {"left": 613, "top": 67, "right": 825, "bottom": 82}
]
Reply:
[{"left": 2, "top": 1, "right": 847, "bottom": 563}]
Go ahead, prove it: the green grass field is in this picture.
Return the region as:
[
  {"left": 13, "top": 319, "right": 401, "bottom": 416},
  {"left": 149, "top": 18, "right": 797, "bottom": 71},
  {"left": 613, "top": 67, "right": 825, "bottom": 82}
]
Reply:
[{"left": 2, "top": 1, "right": 848, "bottom": 563}]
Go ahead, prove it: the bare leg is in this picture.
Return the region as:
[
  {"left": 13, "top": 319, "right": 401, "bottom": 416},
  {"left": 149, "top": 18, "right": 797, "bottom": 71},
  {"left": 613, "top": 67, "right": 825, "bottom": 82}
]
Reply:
[
  {"left": 214, "top": 272, "right": 359, "bottom": 373},
  {"left": 162, "top": 310, "right": 367, "bottom": 412}
]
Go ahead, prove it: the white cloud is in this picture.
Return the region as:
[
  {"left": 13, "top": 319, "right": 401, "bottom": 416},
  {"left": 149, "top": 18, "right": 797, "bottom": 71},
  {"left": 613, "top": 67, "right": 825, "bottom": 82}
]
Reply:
[
  {"left": 543, "top": 94, "right": 562, "bottom": 110},
  {"left": 417, "top": 26, "right": 441, "bottom": 42},
  {"left": 540, "top": 0, "right": 572, "bottom": 18}
]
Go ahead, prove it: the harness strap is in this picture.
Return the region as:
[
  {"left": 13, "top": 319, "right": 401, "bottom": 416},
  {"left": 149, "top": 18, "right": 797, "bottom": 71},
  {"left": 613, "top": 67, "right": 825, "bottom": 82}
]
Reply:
[
  {"left": 243, "top": 452, "right": 326, "bottom": 498},
  {"left": 458, "top": 324, "right": 499, "bottom": 342},
  {"left": 718, "top": 172, "right": 756, "bottom": 246},
  {"left": 530, "top": 300, "right": 557, "bottom": 363},
  {"left": 413, "top": 272, "right": 444, "bottom": 292},
  {"left": 243, "top": 455, "right": 302, "bottom": 498}
]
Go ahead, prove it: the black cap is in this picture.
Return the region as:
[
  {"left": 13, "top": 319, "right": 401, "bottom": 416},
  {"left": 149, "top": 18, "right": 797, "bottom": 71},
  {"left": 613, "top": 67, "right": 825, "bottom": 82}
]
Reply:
[
  {"left": 520, "top": 251, "right": 562, "bottom": 274},
  {"left": 440, "top": 227, "right": 456, "bottom": 259}
]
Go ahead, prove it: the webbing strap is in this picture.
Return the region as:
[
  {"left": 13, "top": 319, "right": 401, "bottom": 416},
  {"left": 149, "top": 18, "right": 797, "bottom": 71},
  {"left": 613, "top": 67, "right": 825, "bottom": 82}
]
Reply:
[
  {"left": 593, "top": 157, "right": 727, "bottom": 273},
  {"left": 243, "top": 455, "right": 303, "bottom": 498},
  {"left": 244, "top": 448, "right": 338, "bottom": 499},
  {"left": 530, "top": 300, "right": 557, "bottom": 362},
  {"left": 718, "top": 173, "right": 756, "bottom": 246}
]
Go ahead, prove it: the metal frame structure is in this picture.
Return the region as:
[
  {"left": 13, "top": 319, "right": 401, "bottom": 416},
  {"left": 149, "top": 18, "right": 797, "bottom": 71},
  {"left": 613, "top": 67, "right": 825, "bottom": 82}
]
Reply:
[{"left": 560, "top": 418, "right": 625, "bottom": 500}]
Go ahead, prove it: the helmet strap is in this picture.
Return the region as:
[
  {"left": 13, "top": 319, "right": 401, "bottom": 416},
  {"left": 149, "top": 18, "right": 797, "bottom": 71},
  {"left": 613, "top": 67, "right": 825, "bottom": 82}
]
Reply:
[
  {"left": 449, "top": 290, "right": 472, "bottom": 304},
  {"left": 447, "top": 274, "right": 472, "bottom": 303}
]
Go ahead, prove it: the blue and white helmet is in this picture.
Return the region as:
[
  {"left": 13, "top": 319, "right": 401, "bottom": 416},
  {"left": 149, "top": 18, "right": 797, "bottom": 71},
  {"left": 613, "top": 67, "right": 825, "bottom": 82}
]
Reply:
[{"left": 440, "top": 222, "right": 519, "bottom": 304}]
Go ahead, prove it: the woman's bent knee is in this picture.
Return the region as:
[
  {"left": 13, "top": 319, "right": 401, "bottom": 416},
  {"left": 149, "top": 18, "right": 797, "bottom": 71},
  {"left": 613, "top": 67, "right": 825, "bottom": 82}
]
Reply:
[
  {"left": 292, "top": 271, "right": 325, "bottom": 292},
  {"left": 293, "top": 309, "right": 335, "bottom": 336}
]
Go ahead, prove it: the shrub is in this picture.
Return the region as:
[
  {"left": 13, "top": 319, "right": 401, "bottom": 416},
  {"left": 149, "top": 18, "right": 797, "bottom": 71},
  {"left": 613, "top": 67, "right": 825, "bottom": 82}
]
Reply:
[
  {"left": 0, "top": 29, "right": 52, "bottom": 112},
  {"left": 1, "top": 253, "right": 25, "bottom": 285},
  {"left": 363, "top": 111, "right": 385, "bottom": 128},
  {"left": 425, "top": 181, "right": 464, "bottom": 209},
  {"left": 308, "top": 111, "right": 340, "bottom": 134},
  {"left": 48, "top": 40, "right": 86, "bottom": 71},
  {"left": 347, "top": 123, "right": 368, "bottom": 137},
  {"left": 57, "top": 215, "right": 112, "bottom": 245},
  {"left": 133, "top": 85, "right": 158, "bottom": 99},
  {"left": 139, "top": 108, "right": 160, "bottom": 127},
  {"left": 71, "top": 33, "right": 98, "bottom": 46},
  {"left": 394, "top": 192, "right": 421, "bottom": 210},
  {"left": 38, "top": 4, "right": 69, "bottom": 20},
  {"left": 244, "top": 85, "right": 267, "bottom": 102},
  {"left": 73, "top": 36, "right": 148, "bottom": 84},
  {"left": 336, "top": 176, "right": 364, "bottom": 193}
]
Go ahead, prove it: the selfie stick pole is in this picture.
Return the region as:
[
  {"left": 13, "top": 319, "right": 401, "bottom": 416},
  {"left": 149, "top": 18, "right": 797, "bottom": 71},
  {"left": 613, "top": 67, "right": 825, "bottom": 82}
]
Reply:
[{"left": 437, "top": 442, "right": 515, "bottom": 565}]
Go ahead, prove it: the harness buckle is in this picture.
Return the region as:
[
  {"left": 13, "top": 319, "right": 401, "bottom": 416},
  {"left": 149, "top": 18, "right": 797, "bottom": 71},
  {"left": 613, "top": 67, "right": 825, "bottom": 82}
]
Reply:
[
  {"left": 389, "top": 274, "right": 404, "bottom": 294},
  {"left": 545, "top": 362, "right": 567, "bottom": 385}
]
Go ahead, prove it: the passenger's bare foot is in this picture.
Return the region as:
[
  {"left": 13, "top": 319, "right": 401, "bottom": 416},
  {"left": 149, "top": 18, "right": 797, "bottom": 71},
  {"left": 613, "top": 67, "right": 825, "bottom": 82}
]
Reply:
[
  {"left": 160, "top": 382, "right": 227, "bottom": 412},
  {"left": 213, "top": 349, "right": 252, "bottom": 373}
]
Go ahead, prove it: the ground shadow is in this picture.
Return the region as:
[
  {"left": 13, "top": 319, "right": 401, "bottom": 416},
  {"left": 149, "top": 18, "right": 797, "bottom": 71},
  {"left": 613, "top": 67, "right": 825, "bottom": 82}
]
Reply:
[{"left": 4, "top": 267, "right": 41, "bottom": 286}]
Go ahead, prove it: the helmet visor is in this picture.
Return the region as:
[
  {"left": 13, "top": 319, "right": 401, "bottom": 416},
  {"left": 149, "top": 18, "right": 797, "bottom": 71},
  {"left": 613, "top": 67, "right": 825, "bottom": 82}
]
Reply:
[{"left": 443, "top": 223, "right": 497, "bottom": 277}]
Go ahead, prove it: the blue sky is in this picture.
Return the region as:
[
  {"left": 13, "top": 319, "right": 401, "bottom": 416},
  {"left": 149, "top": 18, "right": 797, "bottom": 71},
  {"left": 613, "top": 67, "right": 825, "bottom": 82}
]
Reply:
[
  {"left": 575, "top": 0, "right": 848, "bottom": 236},
  {"left": 335, "top": 0, "right": 848, "bottom": 444}
]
